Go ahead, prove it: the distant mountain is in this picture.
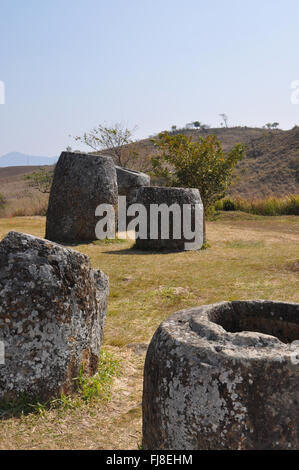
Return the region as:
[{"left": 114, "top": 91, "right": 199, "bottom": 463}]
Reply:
[{"left": 0, "top": 152, "right": 58, "bottom": 167}]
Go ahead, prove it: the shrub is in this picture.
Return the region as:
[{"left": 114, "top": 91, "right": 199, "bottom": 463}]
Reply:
[
  {"left": 215, "top": 195, "right": 299, "bottom": 216},
  {"left": 151, "top": 132, "right": 245, "bottom": 213},
  {"left": 222, "top": 198, "right": 236, "bottom": 211},
  {"left": 24, "top": 168, "right": 54, "bottom": 194}
]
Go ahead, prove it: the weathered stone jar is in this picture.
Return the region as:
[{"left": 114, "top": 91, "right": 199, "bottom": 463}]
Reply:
[
  {"left": 0, "top": 231, "right": 109, "bottom": 402},
  {"left": 116, "top": 166, "right": 150, "bottom": 230},
  {"left": 46, "top": 151, "right": 118, "bottom": 243},
  {"left": 143, "top": 300, "right": 299, "bottom": 450},
  {"left": 115, "top": 166, "right": 150, "bottom": 206},
  {"left": 135, "top": 187, "right": 204, "bottom": 251}
]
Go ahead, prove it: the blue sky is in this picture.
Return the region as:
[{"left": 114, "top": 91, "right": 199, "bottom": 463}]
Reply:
[{"left": 0, "top": 0, "right": 298, "bottom": 157}]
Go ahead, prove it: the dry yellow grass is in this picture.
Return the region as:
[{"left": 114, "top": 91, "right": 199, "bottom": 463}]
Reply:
[
  {"left": 0, "top": 212, "right": 298, "bottom": 449},
  {"left": 0, "top": 166, "right": 49, "bottom": 217}
]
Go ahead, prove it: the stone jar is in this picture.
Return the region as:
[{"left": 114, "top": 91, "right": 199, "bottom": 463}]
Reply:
[
  {"left": 0, "top": 231, "right": 109, "bottom": 402},
  {"left": 116, "top": 166, "right": 150, "bottom": 231},
  {"left": 142, "top": 300, "right": 299, "bottom": 450},
  {"left": 46, "top": 151, "right": 118, "bottom": 243},
  {"left": 134, "top": 186, "right": 204, "bottom": 251},
  {"left": 115, "top": 166, "right": 150, "bottom": 206}
]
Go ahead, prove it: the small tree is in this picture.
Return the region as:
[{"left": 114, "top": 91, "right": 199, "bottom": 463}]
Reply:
[
  {"left": 219, "top": 113, "right": 228, "bottom": 128},
  {"left": 200, "top": 123, "right": 211, "bottom": 133},
  {"left": 151, "top": 132, "right": 245, "bottom": 213},
  {"left": 24, "top": 168, "right": 54, "bottom": 194},
  {"left": 74, "top": 122, "right": 138, "bottom": 167},
  {"left": 264, "top": 122, "right": 280, "bottom": 130}
]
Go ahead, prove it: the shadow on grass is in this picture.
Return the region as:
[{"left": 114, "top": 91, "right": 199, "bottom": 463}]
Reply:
[
  {"left": 106, "top": 243, "right": 210, "bottom": 255},
  {"left": 106, "top": 248, "right": 178, "bottom": 255},
  {"left": 0, "top": 395, "right": 47, "bottom": 420},
  {"left": 50, "top": 239, "right": 210, "bottom": 255},
  {"left": 50, "top": 238, "right": 128, "bottom": 248}
]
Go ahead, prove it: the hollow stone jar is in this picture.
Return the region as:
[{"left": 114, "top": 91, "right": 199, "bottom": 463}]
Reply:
[{"left": 142, "top": 300, "right": 299, "bottom": 450}]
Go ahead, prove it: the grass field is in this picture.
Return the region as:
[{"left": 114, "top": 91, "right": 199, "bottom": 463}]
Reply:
[{"left": 0, "top": 212, "right": 298, "bottom": 449}]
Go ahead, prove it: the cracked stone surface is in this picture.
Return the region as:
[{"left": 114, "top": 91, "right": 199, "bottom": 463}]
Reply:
[
  {"left": 0, "top": 231, "right": 109, "bottom": 402},
  {"left": 116, "top": 166, "right": 150, "bottom": 230},
  {"left": 46, "top": 151, "right": 118, "bottom": 242},
  {"left": 142, "top": 300, "right": 299, "bottom": 450}
]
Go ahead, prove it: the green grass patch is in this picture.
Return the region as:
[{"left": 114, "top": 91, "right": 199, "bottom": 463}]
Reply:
[
  {"left": 0, "top": 349, "right": 121, "bottom": 419},
  {"left": 75, "top": 349, "right": 120, "bottom": 403}
]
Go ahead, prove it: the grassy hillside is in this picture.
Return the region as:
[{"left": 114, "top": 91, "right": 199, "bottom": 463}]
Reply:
[
  {"left": 0, "top": 126, "right": 298, "bottom": 216},
  {"left": 229, "top": 126, "right": 299, "bottom": 197},
  {"left": 0, "top": 165, "right": 50, "bottom": 216},
  {"left": 128, "top": 126, "right": 299, "bottom": 198}
]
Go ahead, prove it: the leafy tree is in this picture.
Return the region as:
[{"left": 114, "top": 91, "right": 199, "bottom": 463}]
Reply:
[
  {"left": 264, "top": 122, "right": 280, "bottom": 130},
  {"left": 24, "top": 168, "right": 54, "bottom": 194},
  {"left": 74, "top": 122, "right": 138, "bottom": 167},
  {"left": 193, "top": 121, "right": 201, "bottom": 128},
  {"left": 151, "top": 132, "right": 245, "bottom": 212}
]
